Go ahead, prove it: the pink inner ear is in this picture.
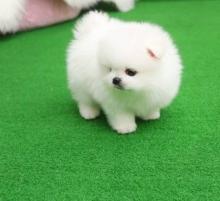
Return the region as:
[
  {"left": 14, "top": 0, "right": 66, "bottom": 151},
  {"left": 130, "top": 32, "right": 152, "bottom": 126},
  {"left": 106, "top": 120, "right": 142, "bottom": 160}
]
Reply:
[{"left": 147, "top": 49, "right": 157, "bottom": 59}]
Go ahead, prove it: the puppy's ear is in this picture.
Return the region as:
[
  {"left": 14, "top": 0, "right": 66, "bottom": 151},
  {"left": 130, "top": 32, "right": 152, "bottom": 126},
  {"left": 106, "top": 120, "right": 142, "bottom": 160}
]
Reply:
[
  {"left": 147, "top": 41, "right": 166, "bottom": 59},
  {"left": 147, "top": 48, "right": 157, "bottom": 59}
]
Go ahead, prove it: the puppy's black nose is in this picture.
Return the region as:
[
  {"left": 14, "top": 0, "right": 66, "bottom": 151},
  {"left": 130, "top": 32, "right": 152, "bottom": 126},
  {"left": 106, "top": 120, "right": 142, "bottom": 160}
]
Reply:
[{"left": 112, "top": 77, "right": 121, "bottom": 85}]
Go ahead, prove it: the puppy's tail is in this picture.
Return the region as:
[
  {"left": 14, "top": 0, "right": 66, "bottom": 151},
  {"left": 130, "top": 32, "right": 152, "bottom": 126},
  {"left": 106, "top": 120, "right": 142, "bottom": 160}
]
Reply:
[{"left": 73, "top": 11, "right": 109, "bottom": 39}]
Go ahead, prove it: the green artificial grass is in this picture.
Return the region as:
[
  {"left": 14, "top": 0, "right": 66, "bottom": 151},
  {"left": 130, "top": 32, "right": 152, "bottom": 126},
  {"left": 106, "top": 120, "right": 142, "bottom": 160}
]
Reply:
[{"left": 0, "top": 0, "right": 220, "bottom": 200}]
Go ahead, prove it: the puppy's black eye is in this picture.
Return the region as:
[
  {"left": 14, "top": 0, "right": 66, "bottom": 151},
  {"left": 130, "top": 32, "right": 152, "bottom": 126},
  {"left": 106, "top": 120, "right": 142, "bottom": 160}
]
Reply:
[
  {"left": 108, "top": 67, "right": 112, "bottom": 72},
  {"left": 125, "top": 68, "right": 137, "bottom": 76}
]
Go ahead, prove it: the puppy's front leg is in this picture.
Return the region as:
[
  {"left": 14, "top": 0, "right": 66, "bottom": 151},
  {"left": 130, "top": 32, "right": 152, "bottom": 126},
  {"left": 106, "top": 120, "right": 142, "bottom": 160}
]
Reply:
[{"left": 106, "top": 111, "right": 137, "bottom": 134}]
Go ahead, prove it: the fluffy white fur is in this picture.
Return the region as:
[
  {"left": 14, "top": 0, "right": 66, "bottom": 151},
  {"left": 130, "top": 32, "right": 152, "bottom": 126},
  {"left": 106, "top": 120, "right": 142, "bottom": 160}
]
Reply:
[
  {"left": 0, "top": 0, "right": 26, "bottom": 33},
  {"left": 67, "top": 11, "right": 182, "bottom": 134},
  {"left": 64, "top": 0, "right": 134, "bottom": 12}
]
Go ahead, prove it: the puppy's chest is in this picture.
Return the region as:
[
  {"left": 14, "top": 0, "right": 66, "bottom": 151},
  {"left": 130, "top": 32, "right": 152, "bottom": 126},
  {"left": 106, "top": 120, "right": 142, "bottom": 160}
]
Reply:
[
  {"left": 119, "top": 94, "right": 151, "bottom": 115},
  {"left": 131, "top": 98, "right": 150, "bottom": 115}
]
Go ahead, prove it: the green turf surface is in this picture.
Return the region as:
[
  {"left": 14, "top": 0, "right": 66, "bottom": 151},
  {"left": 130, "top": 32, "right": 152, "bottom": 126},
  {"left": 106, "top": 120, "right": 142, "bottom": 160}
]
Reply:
[{"left": 0, "top": 0, "right": 220, "bottom": 200}]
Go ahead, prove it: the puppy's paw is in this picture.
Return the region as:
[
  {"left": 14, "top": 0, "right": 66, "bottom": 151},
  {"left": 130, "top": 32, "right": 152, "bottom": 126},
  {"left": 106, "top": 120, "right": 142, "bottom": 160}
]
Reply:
[
  {"left": 79, "top": 104, "right": 100, "bottom": 120},
  {"left": 113, "top": 122, "right": 137, "bottom": 134},
  {"left": 142, "top": 111, "right": 160, "bottom": 121}
]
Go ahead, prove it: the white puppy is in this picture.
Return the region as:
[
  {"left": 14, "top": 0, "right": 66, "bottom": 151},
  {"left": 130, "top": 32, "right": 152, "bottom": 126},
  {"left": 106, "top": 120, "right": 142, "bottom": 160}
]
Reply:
[{"left": 67, "top": 11, "right": 183, "bottom": 134}]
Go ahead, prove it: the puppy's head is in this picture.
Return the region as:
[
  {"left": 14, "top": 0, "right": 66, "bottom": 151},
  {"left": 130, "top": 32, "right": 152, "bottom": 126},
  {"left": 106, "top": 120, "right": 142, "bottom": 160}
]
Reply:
[{"left": 98, "top": 23, "right": 168, "bottom": 92}]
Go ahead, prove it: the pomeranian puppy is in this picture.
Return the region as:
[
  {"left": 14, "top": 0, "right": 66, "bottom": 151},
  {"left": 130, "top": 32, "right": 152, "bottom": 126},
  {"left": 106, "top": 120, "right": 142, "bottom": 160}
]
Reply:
[
  {"left": 64, "top": 0, "right": 135, "bottom": 12},
  {"left": 67, "top": 11, "right": 183, "bottom": 134}
]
